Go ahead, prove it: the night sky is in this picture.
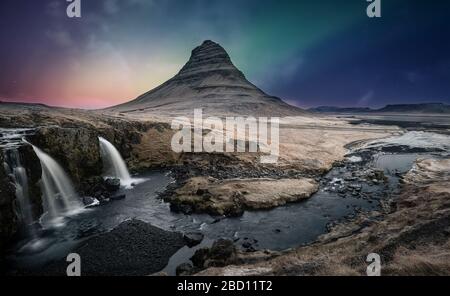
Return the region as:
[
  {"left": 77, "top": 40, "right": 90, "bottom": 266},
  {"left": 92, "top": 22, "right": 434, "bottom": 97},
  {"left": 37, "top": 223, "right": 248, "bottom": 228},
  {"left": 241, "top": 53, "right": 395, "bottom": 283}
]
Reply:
[{"left": 0, "top": 0, "right": 449, "bottom": 109}]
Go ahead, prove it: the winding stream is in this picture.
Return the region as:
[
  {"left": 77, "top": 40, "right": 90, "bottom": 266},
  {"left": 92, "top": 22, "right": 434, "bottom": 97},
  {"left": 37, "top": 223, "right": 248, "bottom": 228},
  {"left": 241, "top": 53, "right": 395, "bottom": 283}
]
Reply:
[{"left": 3, "top": 130, "right": 450, "bottom": 275}]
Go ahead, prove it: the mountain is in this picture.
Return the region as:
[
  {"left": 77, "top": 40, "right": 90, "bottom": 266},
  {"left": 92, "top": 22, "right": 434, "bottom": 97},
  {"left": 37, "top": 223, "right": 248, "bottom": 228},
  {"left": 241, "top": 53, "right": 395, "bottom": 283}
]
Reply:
[
  {"left": 0, "top": 101, "right": 52, "bottom": 109},
  {"left": 109, "top": 40, "right": 305, "bottom": 116},
  {"left": 309, "top": 106, "right": 372, "bottom": 113},
  {"left": 309, "top": 103, "right": 450, "bottom": 114},
  {"left": 377, "top": 103, "right": 450, "bottom": 114}
]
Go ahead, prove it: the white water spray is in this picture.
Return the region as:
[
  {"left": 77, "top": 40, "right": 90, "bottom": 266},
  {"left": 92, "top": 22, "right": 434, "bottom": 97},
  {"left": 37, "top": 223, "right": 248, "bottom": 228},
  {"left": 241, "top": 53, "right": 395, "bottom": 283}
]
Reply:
[
  {"left": 98, "top": 137, "right": 144, "bottom": 188},
  {"left": 29, "top": 144, "right": 83, "bottom": 223},
  {"left": 4, "top": 149, "right": 35, "bottom": 233}
]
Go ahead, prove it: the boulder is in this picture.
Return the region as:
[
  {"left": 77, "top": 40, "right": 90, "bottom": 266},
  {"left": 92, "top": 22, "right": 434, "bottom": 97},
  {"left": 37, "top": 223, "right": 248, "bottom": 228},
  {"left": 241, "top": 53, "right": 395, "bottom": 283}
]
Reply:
[
  {"left": 191, "top": 239, "right": 238, "bottom": 268},
  {"left": 82, "top": 196, "right": 99, "bottom": 208},
  {"left": 110, "top": 194, "right": 126, "bottom": 201},
  {"left": 105, "top": 178, "right": 121, "bottom": 192},
  {"left": 176, "top": 263, "right": 194, "bottom": 276},
  {"left": 183, "top": 232, "right": 204, "bottom": 247}
]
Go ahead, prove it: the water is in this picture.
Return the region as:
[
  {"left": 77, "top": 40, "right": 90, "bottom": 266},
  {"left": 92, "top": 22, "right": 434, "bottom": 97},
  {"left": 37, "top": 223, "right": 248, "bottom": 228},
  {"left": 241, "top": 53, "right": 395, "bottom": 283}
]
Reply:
[
  {"left": 3, "top": 149, "right": 34, "bottom": 233},
  {"left": 5, "top": 151, "right": 416, "bottom": 275},
  {"left": 7, "top": 171, "right": 172, "bottom": 270},
  {"left": 98, "top": 137, "right": 144, "bottom": 188},
  {"left": 5, "top": 131, "right": 450, "bottom": 275},
  {"left": 1, "top": 129, "right": 36, "bottom": 237},
  {"left": 365, "top": 131, "right": 450, "bottom": 152},
  {"left": 30, "top": 144, "right": 83, "bottom": 225}
]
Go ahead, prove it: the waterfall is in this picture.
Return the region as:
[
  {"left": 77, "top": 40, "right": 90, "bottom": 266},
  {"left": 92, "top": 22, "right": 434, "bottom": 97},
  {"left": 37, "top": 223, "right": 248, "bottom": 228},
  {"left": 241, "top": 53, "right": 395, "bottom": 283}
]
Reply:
[
  {"left": 98, "top": 137, "right": 135, "bottom": 188},
  {"left": 4, "top": 149, "right": 35, "bottom": 232},
  {"left": 29, "top": 144, "right": 83, "bottom": 222}
]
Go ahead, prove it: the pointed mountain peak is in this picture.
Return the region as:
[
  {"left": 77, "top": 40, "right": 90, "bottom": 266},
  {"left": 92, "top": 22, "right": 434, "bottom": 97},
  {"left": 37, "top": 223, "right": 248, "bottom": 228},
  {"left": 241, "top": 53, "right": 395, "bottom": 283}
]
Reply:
[
  {"left": 195, "top": 40, "right": 228, "bottom": 55},
  {"left": 111, "top": 40, "right": 305, "bottom": 116},
  {"left": 177, "top": 40, "right": 241, "bottom": 78}
]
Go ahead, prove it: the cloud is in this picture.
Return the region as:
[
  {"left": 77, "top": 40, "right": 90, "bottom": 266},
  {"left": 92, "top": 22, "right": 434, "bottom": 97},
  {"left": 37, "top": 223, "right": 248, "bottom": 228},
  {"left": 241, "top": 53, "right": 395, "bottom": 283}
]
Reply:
[
  {"left": 104, "top": 0, "right": 120, "bottom": 15},
  {"left": 46, "top": 0, "right": 64, "bottom": 18},
  {"left": 254, "top": 56, "right": 304, "bottom": 89},
  {"left": 103, "top": 0, "right": 154, "bottom": 15},
  {"left": 45, "top": 30, "right": 74, "bottom": 47}
]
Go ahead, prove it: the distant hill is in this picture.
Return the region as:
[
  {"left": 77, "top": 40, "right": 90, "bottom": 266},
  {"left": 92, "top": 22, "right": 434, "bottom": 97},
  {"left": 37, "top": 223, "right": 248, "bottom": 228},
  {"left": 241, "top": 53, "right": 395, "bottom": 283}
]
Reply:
[
  {"left": 309, "top": 103, "right": 450, "bottom": 114},
  {"left": 108, "top": 40, "right": 306, "bottom": 117},
  {"left": 377, "top": 103, "right": 450, "bottom": 114},
  {"left": 309, "top": 106, "right": 372, "bottom": 113},
  {"left": 0, "top": 101, "right": 52, "bottom": 109}
]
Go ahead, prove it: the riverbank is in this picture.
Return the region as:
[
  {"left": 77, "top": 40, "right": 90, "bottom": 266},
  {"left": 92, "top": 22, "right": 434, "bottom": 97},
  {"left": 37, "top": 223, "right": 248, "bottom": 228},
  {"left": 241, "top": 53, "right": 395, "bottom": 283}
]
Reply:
[
  {"left": 195, "top": 156, "right": 450, "bottom": 276},
  {"left": 8, "top": 219, "right": 187, "bottom": 276},
  {"left": 2, "top": 104, "right": 449, "bottom": 276}
]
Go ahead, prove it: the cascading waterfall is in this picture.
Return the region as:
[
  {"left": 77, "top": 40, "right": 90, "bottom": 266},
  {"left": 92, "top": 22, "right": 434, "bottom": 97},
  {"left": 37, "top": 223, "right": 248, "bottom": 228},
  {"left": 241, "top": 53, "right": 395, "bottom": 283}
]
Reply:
[
  {"left": 98, "top": 137, "right": 136, "bottom": 188},
  {"left": 4, "top": 149, "right": 35, "bottom": 234},
  {"left": 1, "top": 129, "right": 37, "bottom": 237},
  {"left": 29, "top": 144, "right": 83, "bottom": 222}
]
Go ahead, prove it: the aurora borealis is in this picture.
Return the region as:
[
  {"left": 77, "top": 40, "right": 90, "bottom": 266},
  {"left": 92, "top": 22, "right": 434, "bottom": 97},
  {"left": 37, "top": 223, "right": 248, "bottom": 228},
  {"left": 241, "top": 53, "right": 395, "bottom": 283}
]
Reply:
[{"left": 0, "top": 0, "right": 449, "bottom": 109}]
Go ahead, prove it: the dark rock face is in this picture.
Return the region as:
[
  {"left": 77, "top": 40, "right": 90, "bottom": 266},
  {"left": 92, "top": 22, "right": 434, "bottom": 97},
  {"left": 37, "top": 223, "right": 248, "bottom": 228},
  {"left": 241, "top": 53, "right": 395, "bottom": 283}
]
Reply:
[
  {"left": 183, "top": 232, "right": 204, "bottom": 247},
  {"left": 110, "top": 40, "right": 305, "bottom": 116},
  {"left": 28, "top": 126, "right": 102, "bottom": 188},
  {"left": 0, "top": 145, "right": 43, "bottom": 250},
  {"left": 79, "top": 176, "right": 122, "bottom": 204},
  {"left": 82, "top": 196, "right": 97, "bottom": 207},
  {"left": 191, "top": 239, "right": 238, "bottom": 269},
  {"left": 104, "top": 178, "right": 120, "bottom": 192},
  {"left": 15, "top": 219, "right": 186, "bottom": 276},
  {"left": 0, "top": 153, "right": 18, "bottom": 252},
  {"left": 176, "top": 262, "right": 194, "bottom": 276}
]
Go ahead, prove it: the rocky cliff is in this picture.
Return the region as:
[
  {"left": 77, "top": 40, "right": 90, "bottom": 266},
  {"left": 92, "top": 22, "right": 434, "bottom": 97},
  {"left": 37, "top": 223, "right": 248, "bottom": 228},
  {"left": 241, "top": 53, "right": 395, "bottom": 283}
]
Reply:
[{"left": 0, "top": 153, "right": 17, "bottom": 252}]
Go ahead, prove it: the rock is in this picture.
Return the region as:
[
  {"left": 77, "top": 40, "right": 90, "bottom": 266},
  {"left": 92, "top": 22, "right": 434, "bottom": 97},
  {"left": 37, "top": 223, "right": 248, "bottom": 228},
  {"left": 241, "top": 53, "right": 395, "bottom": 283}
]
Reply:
[
  {"left": 184, "top": 232, "right": 204, "bottom": 247},
  {"left": 20, "top": 219, "right": 186, "bottom": 276},
  {"left": 28, "top": 126, "right": 102, "bottom": 186},
  {"left": 105, "top": 178, "right": 121, "bottom": 192},
  {"left": 0, "top": 153, "right": 18, "bottom": 251},
  {"left": 191, "top": 248, "right": 210, "bottom": 268},
  {"left": 207, "top": 239, "right": 238, "bottom": 266},
  {"left": 191, "top": 239, "right": 238, "bottom": 269},
  {"left": 196, "top": 188, "right": 206, "bottom": 195},
  {"left": 166, "top": 177, "right": 318, "bottom": 217},
  {"left": 176, "top": 263, "right": 194, "bottom": 276},
  {"left": 110, "top": 194, "right": 126, "bottom": 201},
  {"left": 170, "top": 203, "right": 193, "bottom": 215},
  {"left": 241, "top": 238, "right": 258, "bottom": 252},
  {"left": 82, "top": 196, "right": 99, "bottom": 207},
  {"left": 99, "top": 198, "right": 110, "bottom": 205}
]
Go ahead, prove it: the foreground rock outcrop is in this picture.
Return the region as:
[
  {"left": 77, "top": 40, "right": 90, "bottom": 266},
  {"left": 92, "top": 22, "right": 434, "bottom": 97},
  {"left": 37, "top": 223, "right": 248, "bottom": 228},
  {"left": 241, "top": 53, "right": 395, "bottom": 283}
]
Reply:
[
  {"left": 166, "top": 176, "right": 319, "bottom": 216},
  {"left": 11, "top": 219, "right": 186, "bottom": 276}
]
